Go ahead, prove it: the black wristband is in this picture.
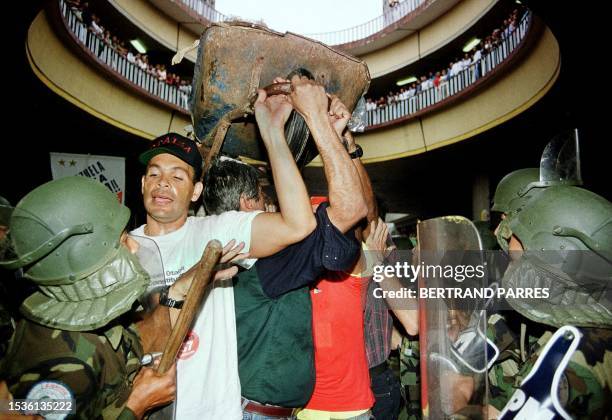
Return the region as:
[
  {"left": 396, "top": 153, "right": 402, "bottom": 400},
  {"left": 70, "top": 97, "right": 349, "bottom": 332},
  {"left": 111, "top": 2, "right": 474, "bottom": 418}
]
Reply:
[
  {"left": 159, "top": 286, "right": 184, "bottom": 309},
  {"left": 349, "top": 144, "right": 363, "bottom": 159}
]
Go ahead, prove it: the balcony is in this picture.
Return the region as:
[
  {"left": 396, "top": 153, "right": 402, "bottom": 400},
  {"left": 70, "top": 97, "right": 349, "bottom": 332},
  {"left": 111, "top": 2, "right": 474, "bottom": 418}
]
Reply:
[
  {"left": 365, "top": 11, "right": 532, "bottom": 130},
  {"left": 154, "top": 0, "right": 459, "bottom": 55},
  {"left": 57, "top": 0, "right": 190, "bottom": 114},
  {"left": 303, "top": 0, "right": 427, "bottom": 46}
]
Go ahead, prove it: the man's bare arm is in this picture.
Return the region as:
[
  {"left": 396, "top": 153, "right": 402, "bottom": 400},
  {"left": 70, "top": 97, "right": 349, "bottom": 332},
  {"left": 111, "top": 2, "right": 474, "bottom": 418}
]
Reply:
[
  {"left": 137, "top": 241, "right": 248, "bottom": 331},
  {"left": 250, "top": 87, "right": 316, "bottom": 258},
  {"left": 345, "top": 131, "right": 377, "bottom": 238},
  {"left": 290, "top": 79, "right": 367, "bottom": 233}
]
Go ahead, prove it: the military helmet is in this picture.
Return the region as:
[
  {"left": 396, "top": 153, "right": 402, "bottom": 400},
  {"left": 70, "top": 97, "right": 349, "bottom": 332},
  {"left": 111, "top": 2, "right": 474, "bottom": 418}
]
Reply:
[
  {"left": 508, "top": 186, "right": 612, "bottom": 258},
  {"left": 491, "top": 168, "right": 540, "bottom": 215},
  {"left": 1, "top": 177, "right": 129, "bottom": 283},
  {"left": 502, "top": 185, "right": 612, "bottom": 328},
  {"left": 0, "top": 177, "right": 149, "bottom": 331}
]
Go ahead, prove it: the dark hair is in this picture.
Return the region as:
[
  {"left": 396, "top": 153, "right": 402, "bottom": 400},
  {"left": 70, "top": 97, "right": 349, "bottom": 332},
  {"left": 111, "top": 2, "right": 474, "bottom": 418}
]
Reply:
[
  {"left": 376, "top": 194, "right": 389, "bottom": 220},
  {"left": 203, "top": 159, "right": 261, "bottom": 215}
]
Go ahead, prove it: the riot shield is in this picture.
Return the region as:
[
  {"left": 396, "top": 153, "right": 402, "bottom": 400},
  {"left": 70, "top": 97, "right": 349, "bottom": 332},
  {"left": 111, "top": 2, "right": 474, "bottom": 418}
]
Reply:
[
  {"left": 519, "top": 129, "right": 582, "bottom": 195},
  {"left": 417, "top": 216, "right": 495, "bottom": 419},
  {"left": 539, "top": 128, "right": 581, "bottom": 185},
  {"left": 129, "top": 234, "right": 167, "bottom": 312}
]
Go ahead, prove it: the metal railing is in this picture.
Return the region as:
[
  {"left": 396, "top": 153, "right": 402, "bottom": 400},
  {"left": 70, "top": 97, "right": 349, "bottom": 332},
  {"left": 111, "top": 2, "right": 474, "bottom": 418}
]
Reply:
[
  {"left": 60, "top": 0, "right": 190, "bottom": 111},
  {"left": 177, "top": 0, "right": 227, "bottom": 23},
  {"left": 174, "top": 0, "right": 424, "bottom": 46},
  {"left": 365, "top": 12, "right": 531, "bottom": 128},
  {"left": 306, "top": 0, "right": 425, "bottom": 45}
]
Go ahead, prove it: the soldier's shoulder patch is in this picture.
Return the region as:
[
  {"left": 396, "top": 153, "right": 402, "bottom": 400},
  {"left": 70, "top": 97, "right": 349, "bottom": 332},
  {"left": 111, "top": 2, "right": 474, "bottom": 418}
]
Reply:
[
  {"left": 26, "top": 379, "right": 73, "bottom": 401},
  {"left": 26, "top": 380, "right": 73, "bottom": 420}
]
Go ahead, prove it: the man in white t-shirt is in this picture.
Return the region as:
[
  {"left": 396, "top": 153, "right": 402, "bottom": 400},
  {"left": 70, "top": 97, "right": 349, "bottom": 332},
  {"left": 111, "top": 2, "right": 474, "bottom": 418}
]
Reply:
[{"left": 132, "top": 81, "right": 321, "bottom": 419}]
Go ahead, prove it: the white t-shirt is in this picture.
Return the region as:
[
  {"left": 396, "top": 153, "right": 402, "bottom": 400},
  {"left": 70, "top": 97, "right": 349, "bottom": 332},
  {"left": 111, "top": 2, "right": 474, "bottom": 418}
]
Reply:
[{"left": 132, "top": 212, "right": 260, "bottom": 419}]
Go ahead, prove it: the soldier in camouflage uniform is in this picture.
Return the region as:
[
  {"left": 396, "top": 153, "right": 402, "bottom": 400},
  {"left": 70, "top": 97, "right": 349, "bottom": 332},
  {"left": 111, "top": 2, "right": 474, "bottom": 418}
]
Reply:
[
  {"left": 0, "top": 177, "right": 179, "bottom": 419},
  {"left": 398, "top": 336, "right": 421, "bottom": 420},
  {"left": 489, "top": 179, "right": 612, "bottom": 418}
]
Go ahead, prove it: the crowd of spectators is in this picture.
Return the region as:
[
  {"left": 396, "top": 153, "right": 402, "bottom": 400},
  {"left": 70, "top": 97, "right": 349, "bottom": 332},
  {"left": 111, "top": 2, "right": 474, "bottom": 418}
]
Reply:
[
  {"left": 65, "top": 0, "right": 192, "bottom": 105},
  {"left": 366, "top": 7, "right": 524, "bottom": 112}
]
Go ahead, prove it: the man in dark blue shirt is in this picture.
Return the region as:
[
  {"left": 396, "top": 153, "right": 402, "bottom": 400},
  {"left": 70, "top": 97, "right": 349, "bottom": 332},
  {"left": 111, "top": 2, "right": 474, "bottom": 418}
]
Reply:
[{"left": 202, "top": 76, "right": 367, "bottom": 418}]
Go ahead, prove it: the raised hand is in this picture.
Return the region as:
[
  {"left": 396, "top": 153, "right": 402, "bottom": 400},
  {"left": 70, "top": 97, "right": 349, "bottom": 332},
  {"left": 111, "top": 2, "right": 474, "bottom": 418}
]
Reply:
[
  {"left": 169, "top": 239, "right": 248, "bottom": 297},
  {"left": 288, "top": 75, "right": 328, "bottom": 124},
  {"left": 365, "top": 218, "right": 395, "bottom": 264},
  {"left": 213, "top": 239, "right": 249, "bottom": 281},
  {"left": 328, "top": 95, "right": 351, "bottom": 137},
  {"left": 254, "top": 83, "right": 293, "bottom": 142}
]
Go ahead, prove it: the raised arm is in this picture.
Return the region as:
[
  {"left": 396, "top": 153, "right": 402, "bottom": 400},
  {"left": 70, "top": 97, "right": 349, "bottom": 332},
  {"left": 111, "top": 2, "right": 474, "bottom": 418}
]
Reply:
[
  {"left": 138, "top": 240, "right": 249, "bottom": 330},
  {"left": 290, "top": 77, "right": 367, "bottom": 232},
  {"left": 366, "top": 218, "right": 418, "bottom": 336},
  {"left": 344, "top": 131, "right": 377, "bottom": 238},
  {"left": 249, "top": 86, "right": 316, "bottom": 258}
]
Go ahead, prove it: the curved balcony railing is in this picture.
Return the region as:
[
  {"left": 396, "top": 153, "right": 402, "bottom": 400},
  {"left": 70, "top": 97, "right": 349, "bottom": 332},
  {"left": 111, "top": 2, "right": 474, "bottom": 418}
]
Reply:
[
  {"left": 177, "top": 0, "right": 227, "bottom": 23},
  {"left": 306, "top": 0, "right": 426, "bottom": 46},
  {"left": 59, "top": 0, "right": 190, "bottom": 113},
  {"left": 365, "top": 12, "right": 532, "bottom": 129},
  {"left": 173, "top": 0, "right": 425, "bottom": 46}
]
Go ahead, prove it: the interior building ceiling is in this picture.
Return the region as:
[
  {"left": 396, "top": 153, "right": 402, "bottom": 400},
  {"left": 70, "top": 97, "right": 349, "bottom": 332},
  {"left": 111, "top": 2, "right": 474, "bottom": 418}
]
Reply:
[{"left": 4, "top": 1, "right": 605, "bottom": 221}]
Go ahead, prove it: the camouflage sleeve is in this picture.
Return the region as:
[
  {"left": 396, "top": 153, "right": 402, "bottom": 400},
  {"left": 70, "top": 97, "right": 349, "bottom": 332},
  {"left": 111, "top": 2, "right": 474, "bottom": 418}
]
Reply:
[
  {"left": 488, "top": 326, "right": 612, "bottom": 417},
  {"left": 6, "top": 358, "right": 105, "bottom": 419},
  {"left": 561, "top": 328, "right": 612, "bottom": 419},
  {"left": 116, "top": 407, "right": 138, "bottom": 420},
  {"left": 0, "top": 321, "right": 134, "bottom": 419},
  {"left": 399, "top": 336, "right": 422, "bottom": 419},
  {"left": 486, "top": 314, "right": 520, "bottom": 409}
]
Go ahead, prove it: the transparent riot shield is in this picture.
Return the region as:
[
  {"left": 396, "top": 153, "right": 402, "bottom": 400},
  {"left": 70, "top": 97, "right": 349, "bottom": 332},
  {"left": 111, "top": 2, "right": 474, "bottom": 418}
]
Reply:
[
  {"left": 539, "top": 128, "right": 582, "bottom": 185},
  {"left": 417, "top": 216, "right": 495, "bottom": 419},
  {"left": 129, "top": 234, "right": 167, "bottom": 312},
  {"left": 519, "top": 129, "right": 582, "bottom": 195}
]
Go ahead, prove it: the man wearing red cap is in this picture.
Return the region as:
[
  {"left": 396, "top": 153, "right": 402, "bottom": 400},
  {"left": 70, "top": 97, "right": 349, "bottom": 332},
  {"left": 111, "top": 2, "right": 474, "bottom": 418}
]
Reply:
[{"left": 133, "top": 77, "right": 318, "bottom": 419}]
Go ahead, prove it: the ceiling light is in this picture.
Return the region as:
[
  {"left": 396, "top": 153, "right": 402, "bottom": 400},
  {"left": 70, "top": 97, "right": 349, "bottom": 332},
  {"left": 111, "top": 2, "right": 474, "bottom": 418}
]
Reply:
[
  {"left": 462, "top": 37, "right": 481, "bottom": 52},
  {"left": 396, "top": 76, "right": 417, "bottom": 86},
  {"left": 130, "top": 39, "right": 147, "bottom": 54}
]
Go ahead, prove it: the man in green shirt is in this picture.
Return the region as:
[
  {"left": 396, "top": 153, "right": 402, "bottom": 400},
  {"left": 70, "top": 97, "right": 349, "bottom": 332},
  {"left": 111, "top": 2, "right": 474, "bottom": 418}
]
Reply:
[{"left": 202, "top": 76, "right": 367, "bottom": 418}]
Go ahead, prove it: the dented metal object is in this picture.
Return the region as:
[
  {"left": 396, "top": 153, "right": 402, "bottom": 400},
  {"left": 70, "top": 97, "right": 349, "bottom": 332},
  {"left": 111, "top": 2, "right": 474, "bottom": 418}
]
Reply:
[{"left": 191, "top": 21, "right": 371, "bottom": 167}]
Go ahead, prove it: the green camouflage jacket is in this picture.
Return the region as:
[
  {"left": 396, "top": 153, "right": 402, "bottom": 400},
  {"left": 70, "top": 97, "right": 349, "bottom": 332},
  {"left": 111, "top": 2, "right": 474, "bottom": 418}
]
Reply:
[
  {"left": 399, "top": 336, "right": 421, "bottom": 420},
  {"left": 0, "top": 318, "right": 143, "bottom": 419},
  {"left": 487, "top": 314, "right": 612, "bottom": 419}
]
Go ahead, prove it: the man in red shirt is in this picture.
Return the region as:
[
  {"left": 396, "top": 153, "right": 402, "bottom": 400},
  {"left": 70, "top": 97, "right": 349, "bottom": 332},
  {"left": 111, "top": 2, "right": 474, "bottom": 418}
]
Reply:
[
  {"left": 299, "top": 127, "right": 375, "bottom": 419},
  {"left": 304, "top": 267, "right": 374, "bottom": 419}
]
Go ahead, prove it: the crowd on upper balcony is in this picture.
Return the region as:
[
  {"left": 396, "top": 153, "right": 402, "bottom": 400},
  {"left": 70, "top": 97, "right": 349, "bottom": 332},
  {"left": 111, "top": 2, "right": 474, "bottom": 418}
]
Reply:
[
  {"left": 365, "top": 7, "right": 525, "bottom": 112},
  {"left": 65, "top": 0, "right": 192, "bottom": 98}
]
